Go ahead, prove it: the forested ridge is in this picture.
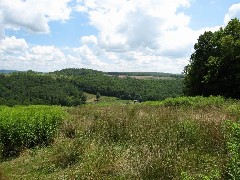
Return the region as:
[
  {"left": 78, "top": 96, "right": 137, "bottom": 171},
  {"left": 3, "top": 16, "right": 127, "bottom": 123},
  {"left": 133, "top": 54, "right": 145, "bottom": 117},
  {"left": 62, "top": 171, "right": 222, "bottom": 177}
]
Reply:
[
  {"left": 52, "top": 68, "right": 183, "bottom": 101},
  {"left": 0, "top": 71, "right": 86, "bottom": 106},
  {"left": 0, "top": 68, "right": 183, "bottom": 106}
]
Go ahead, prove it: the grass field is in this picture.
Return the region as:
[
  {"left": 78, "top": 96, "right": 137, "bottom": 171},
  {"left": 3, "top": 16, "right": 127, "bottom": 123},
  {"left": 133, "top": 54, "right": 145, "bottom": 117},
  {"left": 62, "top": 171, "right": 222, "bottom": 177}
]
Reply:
[{"left": 0, "top": 97, "right": 240, "bottom": 179}]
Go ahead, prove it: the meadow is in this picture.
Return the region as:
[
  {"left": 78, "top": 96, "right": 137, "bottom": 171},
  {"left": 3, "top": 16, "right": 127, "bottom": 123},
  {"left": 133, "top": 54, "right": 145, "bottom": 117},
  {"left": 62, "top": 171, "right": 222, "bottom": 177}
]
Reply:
[{"left": 0, "top": 96, "right": 240, "bottom": 179}]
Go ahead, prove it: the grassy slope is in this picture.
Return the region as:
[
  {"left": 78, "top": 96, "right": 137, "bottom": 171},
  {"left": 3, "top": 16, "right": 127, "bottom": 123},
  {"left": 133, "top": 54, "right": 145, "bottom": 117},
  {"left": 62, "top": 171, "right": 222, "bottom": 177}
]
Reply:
[{"left": 0, "top": 97, "right": 240, "bottom": 179}]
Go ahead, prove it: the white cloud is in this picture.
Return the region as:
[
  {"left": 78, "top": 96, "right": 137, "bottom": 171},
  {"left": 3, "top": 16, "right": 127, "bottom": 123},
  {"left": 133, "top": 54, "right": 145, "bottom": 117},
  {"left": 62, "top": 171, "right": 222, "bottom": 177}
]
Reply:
[
  {"left": 81, "top": 35, "right": 97, "bottom": 45},
  {"left": 0, "top": 36, "right": 28, "bottom": 52},
  {"left": 224, "top": 3, "right": 240, "bottom": 24},
  {"left": 0, "top": 0, "right": 72, "bottom": 34},
  {"left": 77, "top": 0, "right": 194, "bottom": 54},
  {"left": 1, "top": 1, "right": 233, "bottom": 73},
  {"left": 73, "top": 45, "right": 108, "bottom": 68},
  {"left": 72, "top": 0, "right": 198, "bottom": 72},
  {"left": 0, "top": 0, "right": 208, "bottom": 73},
  {"left": 0, "top": 37, "right": 69, "bottom": 71},
  {"left": 0, "top": 36, "right": 108, "bottom": 72},
  {"left": 98, "top": 32, "right": 127, "bottom": 52},
  {"left": 72, "top": 0, "right": 231, "bottom": 73},
  {"left": 29, "top": 46, "right": 65, "bottom": 62}
]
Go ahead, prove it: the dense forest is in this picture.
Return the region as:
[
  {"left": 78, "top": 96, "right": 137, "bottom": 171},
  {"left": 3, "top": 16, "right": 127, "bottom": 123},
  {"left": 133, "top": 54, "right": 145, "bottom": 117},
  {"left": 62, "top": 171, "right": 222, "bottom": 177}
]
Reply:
[
  {"left": 0, "top": 68, "right": 183, "bottom": 106},
  {"left": 53, "top": 68, "right": 183, "bottom": 101},
  {"left": 0, "top": 71, "right": 86, "bottom": 106}
]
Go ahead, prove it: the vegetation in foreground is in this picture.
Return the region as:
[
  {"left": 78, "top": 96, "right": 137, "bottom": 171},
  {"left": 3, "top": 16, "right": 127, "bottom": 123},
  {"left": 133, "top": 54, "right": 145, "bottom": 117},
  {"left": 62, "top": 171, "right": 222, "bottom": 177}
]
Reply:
[
  {"left": 0, "top": 96, "right": 240, "bottom": 179},
  {"left": 0, "top": 106, "right": 66, "bottom": 158}
]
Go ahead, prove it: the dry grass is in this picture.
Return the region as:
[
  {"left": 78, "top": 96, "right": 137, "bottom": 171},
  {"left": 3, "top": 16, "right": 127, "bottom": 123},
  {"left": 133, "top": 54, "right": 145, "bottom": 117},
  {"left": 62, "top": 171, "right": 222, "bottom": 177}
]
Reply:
[{"left": 0, "top": 169, "right": 8, "bottom": 180}]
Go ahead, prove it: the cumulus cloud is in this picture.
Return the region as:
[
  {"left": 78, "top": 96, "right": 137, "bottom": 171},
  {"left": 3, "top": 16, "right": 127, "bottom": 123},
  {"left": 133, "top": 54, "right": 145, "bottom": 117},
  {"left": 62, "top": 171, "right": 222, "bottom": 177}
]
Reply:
[
  {"left": 81, "top": 0, "right": 190, "bottom": 49},
  {"left": 81, "top": 35, "right": 97, "bottom": 45},
  {"left": 0, "top": 0, "right": 72, "bottom": 34},
  {"left": 73, "top": 45, "right": 108, "bottom": 67},
  {"left": 0, "top": 37, "right": 68, "bottom": 71},
  {"left": 0, "top": 36, "right": 28, "bottom": 52},
  {"left": 1, "top": 0, "right": 233, "bottom": 73},
  {"left": 73, "top": 0, "right": 198, "bottom": 72},
  {"left": 224, "top": 3, "right": 240, "bottom": 24},
  {"left": 0, "top": 36, "right": 108, "bottom": 72},
  {"left": 75, "top": 0, "right": 196, "bottom": 56}
]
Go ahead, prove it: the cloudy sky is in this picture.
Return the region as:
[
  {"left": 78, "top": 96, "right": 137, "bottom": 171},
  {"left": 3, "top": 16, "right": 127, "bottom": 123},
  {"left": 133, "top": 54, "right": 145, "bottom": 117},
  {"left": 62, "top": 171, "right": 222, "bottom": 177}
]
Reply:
[{"left": 0, "top": 0, "right": 240, "bottom": 73}]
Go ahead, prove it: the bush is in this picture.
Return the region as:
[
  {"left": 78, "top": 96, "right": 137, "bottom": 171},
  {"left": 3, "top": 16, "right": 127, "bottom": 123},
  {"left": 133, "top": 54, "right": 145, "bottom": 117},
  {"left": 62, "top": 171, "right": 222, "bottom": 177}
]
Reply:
[
  {"left": 145, "top": 96, "right": 226, "bottom": 108},
  {"left": 0, "top": 105, "right": 66, "bottom": 157}
]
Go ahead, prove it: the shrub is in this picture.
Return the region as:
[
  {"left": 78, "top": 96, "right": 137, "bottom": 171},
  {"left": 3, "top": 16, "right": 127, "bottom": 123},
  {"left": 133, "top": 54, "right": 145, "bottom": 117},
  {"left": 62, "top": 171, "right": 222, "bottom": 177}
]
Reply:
[
  {"left": 0, "top": 105, "right": 66, "bottom": 157},
  {"left": 145, "top": 96, "right": 226, "bottom": 108}
]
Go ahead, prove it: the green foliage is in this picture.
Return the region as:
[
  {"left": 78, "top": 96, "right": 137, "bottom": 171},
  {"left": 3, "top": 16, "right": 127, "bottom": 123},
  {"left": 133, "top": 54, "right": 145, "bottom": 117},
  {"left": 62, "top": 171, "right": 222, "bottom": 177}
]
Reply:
[
  {"left": 96, "top": 92, "right": 101, "bottom": 101},
  {"left": 53, "top": 68, "right": 183, "bottom": 101},
  {"left": 144, "top": 96, "right": 226, "bottom": 108},
  {"left": 184, "top": 18, "right": 240, "bottom": 98},
  {"left": 0, "top": 72, "right": 86, "bottom": 107},
  {"left": 0, "top": 105, "right": 66, "bottom": 158},
  {"left": 224, "top": 120, "right": 240, "bottom": 179}
]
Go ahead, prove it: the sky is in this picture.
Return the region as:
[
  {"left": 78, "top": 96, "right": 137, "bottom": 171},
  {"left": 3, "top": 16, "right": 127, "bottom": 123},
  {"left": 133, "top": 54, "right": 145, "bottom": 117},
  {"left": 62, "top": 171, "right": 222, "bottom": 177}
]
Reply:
[{"left": 1, "top": 0, "right": 240, "bottom": 73}]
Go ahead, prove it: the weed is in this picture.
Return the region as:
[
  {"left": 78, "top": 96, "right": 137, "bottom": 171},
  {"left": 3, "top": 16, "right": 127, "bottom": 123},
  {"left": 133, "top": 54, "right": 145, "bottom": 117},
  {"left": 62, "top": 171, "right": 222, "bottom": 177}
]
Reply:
[{"left": 51, "top": 139, "right": 83, "bottom": 168}]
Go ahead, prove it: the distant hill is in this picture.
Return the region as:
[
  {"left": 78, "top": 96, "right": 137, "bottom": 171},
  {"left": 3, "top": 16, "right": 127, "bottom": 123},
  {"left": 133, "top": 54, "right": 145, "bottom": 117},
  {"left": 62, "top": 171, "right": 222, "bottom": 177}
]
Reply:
[
  {"left": 106, "top": 72, "right": 183, "bottom": 78},
  {"left": 0, "top": 70, "right": 18, "bottom": 74},
  {"left": 51, "top": 68, "right": 183, "bottom": 101},
  {"left": 0, "top": 68, "right": 184, "bottom": 106}
]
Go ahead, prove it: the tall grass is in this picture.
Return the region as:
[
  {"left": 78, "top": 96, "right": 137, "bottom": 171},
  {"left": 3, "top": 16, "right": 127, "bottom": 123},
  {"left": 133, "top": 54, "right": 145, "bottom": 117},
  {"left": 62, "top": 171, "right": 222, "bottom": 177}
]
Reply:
[
  {"left": 144, "top": 95, "right": 228, "bottom": 107},
  {"left": 41, "top": 102, "right": 229, "bottom": 179},
  {"left": 0, "top": 105, "right": 66, "bottom": 158},
  {"left": 223, "top": 120, "right": 240, "bottom": 179},
  {"left": 0, "top": 97, "right": 240, "bottom": 179}
]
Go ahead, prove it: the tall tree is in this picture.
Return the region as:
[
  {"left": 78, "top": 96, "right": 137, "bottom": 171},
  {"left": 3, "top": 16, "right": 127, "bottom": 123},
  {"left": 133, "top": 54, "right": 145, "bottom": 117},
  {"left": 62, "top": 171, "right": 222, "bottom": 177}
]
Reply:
[{"left": 184, "top": 18, "right": 240, "bottom": 98}]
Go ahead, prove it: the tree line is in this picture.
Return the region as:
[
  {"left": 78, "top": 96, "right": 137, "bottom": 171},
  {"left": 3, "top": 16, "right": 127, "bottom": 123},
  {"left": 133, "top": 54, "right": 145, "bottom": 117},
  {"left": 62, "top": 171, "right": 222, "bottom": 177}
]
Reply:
[
  {"left": 184, "top": 18, "right": 240, "bottom": 99},
  {"left": 0, "top": 71, "right": 86, "bottom": 106},
  {"left": 53, "top": 68, "right": 183, "bottom": 102}
]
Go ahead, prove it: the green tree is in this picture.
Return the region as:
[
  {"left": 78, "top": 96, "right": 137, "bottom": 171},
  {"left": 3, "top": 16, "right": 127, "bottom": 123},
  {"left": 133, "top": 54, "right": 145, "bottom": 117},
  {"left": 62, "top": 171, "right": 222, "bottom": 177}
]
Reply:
[
  {"left": 184, "top": 18, "right": 240, "bottom": 98},
  {"left": 81, "top": 94, "right": 87, "bottom": 104},
  {"left": 96, "top": 92, "right": 101, "bottom": 101}
]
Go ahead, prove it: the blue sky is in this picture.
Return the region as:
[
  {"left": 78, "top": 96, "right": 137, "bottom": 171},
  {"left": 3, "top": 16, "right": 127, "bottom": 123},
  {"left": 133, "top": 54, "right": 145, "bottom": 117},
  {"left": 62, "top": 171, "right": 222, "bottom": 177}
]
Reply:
[{"left": 1, "top": 0, "right": 240, "bottom": 73}]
